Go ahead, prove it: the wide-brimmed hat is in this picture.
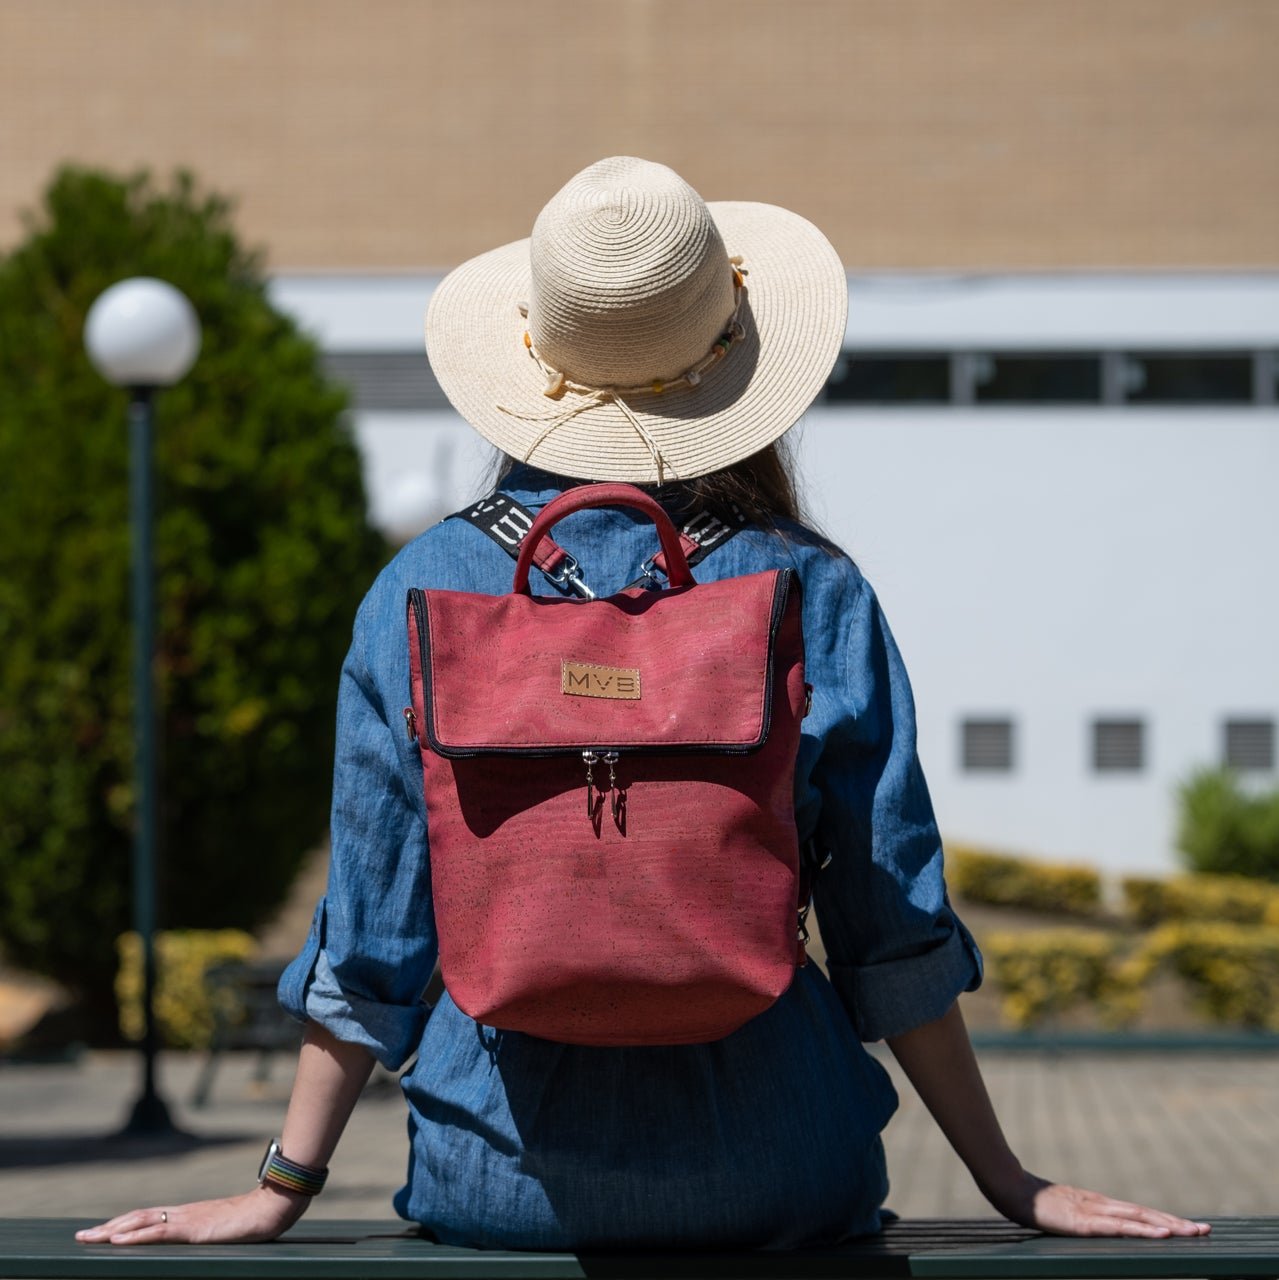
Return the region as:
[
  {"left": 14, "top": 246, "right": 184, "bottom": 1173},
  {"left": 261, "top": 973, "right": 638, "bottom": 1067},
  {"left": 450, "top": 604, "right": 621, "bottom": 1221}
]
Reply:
[{"left": 425, "top": 156, "right": 847, "bottom": 485}]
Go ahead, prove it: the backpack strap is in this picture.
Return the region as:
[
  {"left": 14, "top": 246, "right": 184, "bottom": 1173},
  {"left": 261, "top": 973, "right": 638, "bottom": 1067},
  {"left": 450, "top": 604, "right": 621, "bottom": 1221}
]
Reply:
[
  {"left": 627, "top": 501, "right": 750, "bottom": 590},
  {"left": 449, "top": 489, "right": 750, "bottom": 597},
  {"left": 450, "top": 492, "right": 596, "bottom": 598}
]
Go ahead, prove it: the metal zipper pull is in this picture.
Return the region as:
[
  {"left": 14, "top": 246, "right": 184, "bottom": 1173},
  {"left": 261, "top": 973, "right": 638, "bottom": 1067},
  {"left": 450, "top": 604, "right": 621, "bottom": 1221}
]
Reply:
[
  {"left": 582, "top": 750, "right": 599, "bottom": 816},
  {"left": 604, "top": 751, "right": 624, "bottom": 825},
  {"left": 403, "top": 707, "right": 418, "bottom": 741}
]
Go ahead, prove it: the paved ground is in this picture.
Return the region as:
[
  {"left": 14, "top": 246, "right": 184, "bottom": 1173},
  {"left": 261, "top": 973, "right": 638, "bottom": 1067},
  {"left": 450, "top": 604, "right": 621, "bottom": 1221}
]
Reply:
[{"left": 1, "top": 1044, "right": 1274, "bottom": 1227}]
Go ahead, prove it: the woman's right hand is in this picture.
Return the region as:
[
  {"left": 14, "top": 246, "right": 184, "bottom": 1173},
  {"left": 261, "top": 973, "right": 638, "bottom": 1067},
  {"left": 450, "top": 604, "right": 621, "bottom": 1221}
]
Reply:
[
  {"left": 75, "top": 1184, "right": 307, "bottom": 1246},
  {"left": 988, "top": 1170, "right": 1211, "bottom": 1239}
]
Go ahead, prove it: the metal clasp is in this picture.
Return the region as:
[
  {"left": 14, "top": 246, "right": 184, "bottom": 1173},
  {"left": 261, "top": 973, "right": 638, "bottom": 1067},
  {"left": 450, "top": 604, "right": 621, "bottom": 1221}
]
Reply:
[
  {"left": 797, "top": 900, "right": 812, "bottom": 945},
  {"left": 548, "top": 553, "right": 596, "bottom": 600},
  {"left": 633, "top": 555, "right": 664, "bottom": 591}
]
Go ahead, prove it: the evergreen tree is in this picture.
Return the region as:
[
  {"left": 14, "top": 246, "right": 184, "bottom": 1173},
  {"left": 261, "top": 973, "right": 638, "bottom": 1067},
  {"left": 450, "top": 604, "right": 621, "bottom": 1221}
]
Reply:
[{"left": 0, "top": 168, "right": 387, "bottom": 1037}]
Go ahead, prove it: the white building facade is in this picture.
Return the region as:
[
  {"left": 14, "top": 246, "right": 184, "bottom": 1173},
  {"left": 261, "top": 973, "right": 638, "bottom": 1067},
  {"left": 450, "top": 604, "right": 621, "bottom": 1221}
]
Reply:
[{"left": 269, "top": 274, "right": 1279, "bottom": 875}]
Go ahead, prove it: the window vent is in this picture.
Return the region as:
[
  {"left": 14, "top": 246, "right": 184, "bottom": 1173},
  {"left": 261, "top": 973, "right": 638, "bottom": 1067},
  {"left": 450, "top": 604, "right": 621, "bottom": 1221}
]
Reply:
[
  {"left": 1224, "top": 719, "right": 1275, "bottom": 771},
  {"left": 962, "top": 718, "right": 1015, "bottom": 771},
  {"left": 323, "top": 353, "right": 451, "bottom": 412},
  {"left": 1093, "top": 719, "right": 1145, "bottom": 772}
]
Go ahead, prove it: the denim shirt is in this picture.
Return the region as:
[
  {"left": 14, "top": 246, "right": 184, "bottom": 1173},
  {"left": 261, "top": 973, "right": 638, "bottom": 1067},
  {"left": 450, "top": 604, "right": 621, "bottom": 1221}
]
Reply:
[{"left": 280, "top": 463, "right": 982, "bottom": 1250}]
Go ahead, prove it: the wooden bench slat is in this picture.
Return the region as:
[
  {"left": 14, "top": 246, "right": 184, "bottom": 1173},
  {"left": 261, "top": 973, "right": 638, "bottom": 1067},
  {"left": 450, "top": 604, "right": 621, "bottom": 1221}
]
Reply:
[
  {"left": 911, "top": 1217, "right": 1279, "bottom": 1278},
  {"left": 2, "top": 1217, "right": 1275, "bottom": 1280}
]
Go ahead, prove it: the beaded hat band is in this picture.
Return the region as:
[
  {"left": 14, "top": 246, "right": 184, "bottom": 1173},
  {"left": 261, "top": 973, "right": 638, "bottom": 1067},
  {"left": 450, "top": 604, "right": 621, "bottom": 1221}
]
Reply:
[{"left": 426, "top": 157, "right": 847, "bottom": 486}]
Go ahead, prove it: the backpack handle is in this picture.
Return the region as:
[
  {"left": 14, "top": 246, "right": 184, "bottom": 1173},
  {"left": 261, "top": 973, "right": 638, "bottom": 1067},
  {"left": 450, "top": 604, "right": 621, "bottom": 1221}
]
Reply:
[{"left": 512, "top": 483, "right": 696, "bottom": 595}]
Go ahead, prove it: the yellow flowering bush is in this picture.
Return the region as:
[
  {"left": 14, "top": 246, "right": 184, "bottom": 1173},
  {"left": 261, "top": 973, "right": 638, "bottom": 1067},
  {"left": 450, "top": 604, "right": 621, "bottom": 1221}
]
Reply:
[
  {"left": 947, "top": 845, "right": 1102, "bottom": 917},
  {"left": 1121, "top": 873, "right": 1279, "bottom": 928},
  {"left": 982, "top": 922, "right": 1279, "bottom": 1031},
  {"left": 982, "top": 930, "right": 1131, "bottom": 1028},
  {"left": 1131, "top": 923, "right": 1279, "bottom": 1030},
  {"left": 116, "top": 929, "right": 257, "bottom": 1049}
]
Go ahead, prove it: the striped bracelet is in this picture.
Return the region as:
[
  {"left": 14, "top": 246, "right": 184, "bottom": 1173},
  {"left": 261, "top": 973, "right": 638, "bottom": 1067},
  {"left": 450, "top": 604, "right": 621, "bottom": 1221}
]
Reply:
[{"left": 258, "top": 1139, "right": 328, "bottom": 1196}]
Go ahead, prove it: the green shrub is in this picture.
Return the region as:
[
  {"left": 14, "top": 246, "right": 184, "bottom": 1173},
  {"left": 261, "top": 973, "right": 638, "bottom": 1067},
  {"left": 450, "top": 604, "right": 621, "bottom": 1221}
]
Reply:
[
  {"left": 1121, "top": 873, "right": 1279, "bottom": 927},
  {"left": 0, "top": 167, "right": 387, "bottom": 1036},
  {"left": 982, "top": 930, "right": 1130, "bottom": 1028},
  {"left": 116, "top": 930, "right": 257, "bottom": 1049},
  {"left": 1177, "top": 768, "right": 1279, "bottom": 882},
  {"left": 947, "top": 845, "right": 1102, "bottom": 916}
]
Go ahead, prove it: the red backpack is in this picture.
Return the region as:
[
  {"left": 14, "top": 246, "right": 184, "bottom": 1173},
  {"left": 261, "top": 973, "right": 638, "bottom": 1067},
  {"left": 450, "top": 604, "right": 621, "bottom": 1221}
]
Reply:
[{"left": 406, "top": 483, "right": 810, "bottom": 1046}]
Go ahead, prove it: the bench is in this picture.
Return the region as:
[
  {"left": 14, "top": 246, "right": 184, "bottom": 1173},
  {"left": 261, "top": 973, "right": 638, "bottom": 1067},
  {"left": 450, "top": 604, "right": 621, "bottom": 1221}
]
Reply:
[
  {"left": 3, "top": 1218, "right": 1276, "bottom": 1279},
  {"left": 188, "top": 961, "right": 301, "bottom": 1109}
]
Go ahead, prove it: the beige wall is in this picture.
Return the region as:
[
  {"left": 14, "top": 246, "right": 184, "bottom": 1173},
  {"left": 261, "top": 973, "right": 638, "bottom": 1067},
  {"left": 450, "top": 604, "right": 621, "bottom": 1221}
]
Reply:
[{"left": 2, "top": 0, "right": 1277, "bottom": 270}]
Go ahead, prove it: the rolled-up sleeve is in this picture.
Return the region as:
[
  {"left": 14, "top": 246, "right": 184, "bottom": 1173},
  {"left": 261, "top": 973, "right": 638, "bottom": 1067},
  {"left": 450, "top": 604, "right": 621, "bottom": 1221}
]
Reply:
[
  {"left": 278, "top": 598, "right": 437, "bottom": 1071},
  {"left": 808, "top": 566, "right": 982, "bottom": 1042}
]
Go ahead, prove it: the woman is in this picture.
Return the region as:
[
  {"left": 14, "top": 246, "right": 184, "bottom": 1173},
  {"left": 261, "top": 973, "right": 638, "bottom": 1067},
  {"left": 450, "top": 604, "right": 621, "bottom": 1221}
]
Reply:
[{"left": 79, "top": 157, "right": 1208, "bottom": 1249}]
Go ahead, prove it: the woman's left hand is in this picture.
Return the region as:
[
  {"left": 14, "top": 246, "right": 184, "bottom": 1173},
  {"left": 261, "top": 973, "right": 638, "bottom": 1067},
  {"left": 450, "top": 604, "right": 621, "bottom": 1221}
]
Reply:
[{"left": 992, "top": 1169, "right": 1212, "bottom": 1238}]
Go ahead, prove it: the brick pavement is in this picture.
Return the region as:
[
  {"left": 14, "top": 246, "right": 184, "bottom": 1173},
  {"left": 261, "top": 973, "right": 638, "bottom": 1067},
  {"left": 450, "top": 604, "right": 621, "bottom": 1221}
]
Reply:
[{"left": 0, "top": 1047, "right": 1273, "bottom": 1225}]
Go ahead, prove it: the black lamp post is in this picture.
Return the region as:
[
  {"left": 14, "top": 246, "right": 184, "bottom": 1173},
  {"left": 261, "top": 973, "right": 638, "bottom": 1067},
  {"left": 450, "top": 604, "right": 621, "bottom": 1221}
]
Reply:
[{"left": 85, "top": 278, "right": 201, "bottom": 1135}]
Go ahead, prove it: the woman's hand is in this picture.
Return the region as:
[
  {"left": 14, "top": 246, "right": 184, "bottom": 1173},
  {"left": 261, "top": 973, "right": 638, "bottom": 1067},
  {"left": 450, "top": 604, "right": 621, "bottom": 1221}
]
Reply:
[
  {"left": 987, "top": 1169, "right": 1211, "bottom": 1238},
  {"left": 75, "top": 1185, "right": 307, "bottom": 1246},
  {"left": 885, "top": 1006, "right": 1212, "bottom": 1240}
]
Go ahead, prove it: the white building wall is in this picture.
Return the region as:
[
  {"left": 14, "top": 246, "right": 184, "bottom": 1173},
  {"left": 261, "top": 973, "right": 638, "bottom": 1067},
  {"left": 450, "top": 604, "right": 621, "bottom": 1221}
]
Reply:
[{"left": 795, "top": 408, "right": 1279, "bottom": 873}]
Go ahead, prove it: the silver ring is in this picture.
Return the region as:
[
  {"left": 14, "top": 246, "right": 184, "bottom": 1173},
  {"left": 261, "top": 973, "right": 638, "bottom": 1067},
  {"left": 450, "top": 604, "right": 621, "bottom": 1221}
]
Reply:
[{"left": 161, "top": 1211, "right": 168, "bottom": 1224}]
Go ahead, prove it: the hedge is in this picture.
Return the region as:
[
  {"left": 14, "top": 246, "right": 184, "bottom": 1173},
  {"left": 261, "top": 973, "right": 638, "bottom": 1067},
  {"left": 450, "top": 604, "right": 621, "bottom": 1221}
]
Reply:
[
  {"left": 1121, "top": 873, "right": 1279, "bottom": 928},
  {"left": 981, "top": 930, "right": 1131, "bottom": 1028},
  {"left": 115, "top": 929, "right": 257, "bottom": 1050},
  {"left": 982, "top": 923, "right": 1279, "bottom": 1031},
  {"left": 947, "top": 845, "right": 1102, "bottom": 916},
  {"left": 1127, "top": 923, "right": 1279, "bottom": 1030}
]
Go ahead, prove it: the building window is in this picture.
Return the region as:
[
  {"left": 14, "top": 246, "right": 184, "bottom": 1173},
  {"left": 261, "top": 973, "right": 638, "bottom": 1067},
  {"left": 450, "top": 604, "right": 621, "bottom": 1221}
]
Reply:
[
  {"left": 972, "top": 354, "right": 1102, "bottom": 404},
  {"left": 824, "top": 354, "right": 951, "bottom": 403},
  {"left": 1122, "top": 354, "right": 1253, "bottom": 404},
  {"left": 1092, "top": 718, "right": 1145, "bottom": 772},
  {"left": 962, "top": 718, "right": 1015, "bottom": 772},
  {"left": 1224, "top": 718, "right": 1275, "bottom": 771}
]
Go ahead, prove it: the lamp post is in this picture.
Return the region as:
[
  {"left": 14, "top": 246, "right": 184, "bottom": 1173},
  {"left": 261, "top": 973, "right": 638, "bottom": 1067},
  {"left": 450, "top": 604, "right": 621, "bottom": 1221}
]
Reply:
[{"left": 84, "top": 278, "right": 201, "bottom": 1136}]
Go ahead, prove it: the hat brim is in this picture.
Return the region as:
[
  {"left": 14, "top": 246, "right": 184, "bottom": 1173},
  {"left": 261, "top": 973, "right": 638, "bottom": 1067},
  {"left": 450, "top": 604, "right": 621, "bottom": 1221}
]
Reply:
[{"left": 425, "top": 202, "right": 847, "bottom": 484}]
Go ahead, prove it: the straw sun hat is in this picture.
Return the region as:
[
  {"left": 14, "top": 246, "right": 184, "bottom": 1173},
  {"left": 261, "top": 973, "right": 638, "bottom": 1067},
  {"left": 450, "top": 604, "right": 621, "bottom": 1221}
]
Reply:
[{"left": 425, "top": 156, "right": 848, "bottom": 485}]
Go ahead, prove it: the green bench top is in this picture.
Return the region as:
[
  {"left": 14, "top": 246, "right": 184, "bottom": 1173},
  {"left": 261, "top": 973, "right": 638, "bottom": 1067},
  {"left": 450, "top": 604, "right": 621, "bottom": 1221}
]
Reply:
[{"left": 3, "top": 1218, "right": 1276, "bottom": 1280}]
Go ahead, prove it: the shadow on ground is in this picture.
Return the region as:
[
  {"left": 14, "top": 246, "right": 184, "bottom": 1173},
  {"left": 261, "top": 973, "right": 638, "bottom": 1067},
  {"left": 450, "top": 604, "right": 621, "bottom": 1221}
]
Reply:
[{"left": 0, "top": 1130, "right": 251, "bottom": 1171}]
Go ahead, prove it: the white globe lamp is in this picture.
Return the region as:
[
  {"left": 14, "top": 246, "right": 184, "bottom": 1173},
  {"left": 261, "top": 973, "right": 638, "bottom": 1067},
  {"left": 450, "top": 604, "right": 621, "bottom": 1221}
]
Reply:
[{"left": 84, "top": 277, "right": 201, "bottom": 387}]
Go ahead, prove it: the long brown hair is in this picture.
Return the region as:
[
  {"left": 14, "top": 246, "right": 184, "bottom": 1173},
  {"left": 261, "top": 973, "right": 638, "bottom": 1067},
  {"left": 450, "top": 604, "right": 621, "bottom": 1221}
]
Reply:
[{"left": 493, "top": 439, "right": 806, "bottom": 532}]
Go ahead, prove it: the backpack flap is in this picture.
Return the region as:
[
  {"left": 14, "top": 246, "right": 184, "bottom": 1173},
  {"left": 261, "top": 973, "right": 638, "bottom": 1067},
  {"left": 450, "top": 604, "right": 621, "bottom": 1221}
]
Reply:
[{"left": 410, "top": 569, "right": 793, "bottom": 757}]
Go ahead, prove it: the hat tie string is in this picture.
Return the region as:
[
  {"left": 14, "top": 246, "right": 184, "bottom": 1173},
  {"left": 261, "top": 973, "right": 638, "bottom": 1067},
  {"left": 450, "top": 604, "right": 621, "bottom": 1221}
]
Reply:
[{"left": 497, "top": 388, "right": 671, "bottom": 486}]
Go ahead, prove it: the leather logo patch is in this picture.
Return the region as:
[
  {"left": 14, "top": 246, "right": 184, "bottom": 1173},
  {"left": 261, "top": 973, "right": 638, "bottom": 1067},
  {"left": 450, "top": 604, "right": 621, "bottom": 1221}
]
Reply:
[{"left": 561, "top": 661, "right": 641, "bottom": 700}]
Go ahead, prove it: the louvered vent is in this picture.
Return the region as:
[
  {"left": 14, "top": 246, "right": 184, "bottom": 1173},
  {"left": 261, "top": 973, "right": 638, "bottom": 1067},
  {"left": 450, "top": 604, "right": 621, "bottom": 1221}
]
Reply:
[
  {"left": 323, "top": 353, "right": 451, "bottom": 411},
  {"left": 962, "top": 719, "right": 1014, "bottom": 771},
  {"left": 1092, "top": 719, "right": 1145, "bottom": 772},
  {"left": 1224, "top": 719, "right": 1275, "bottom": 771}
]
